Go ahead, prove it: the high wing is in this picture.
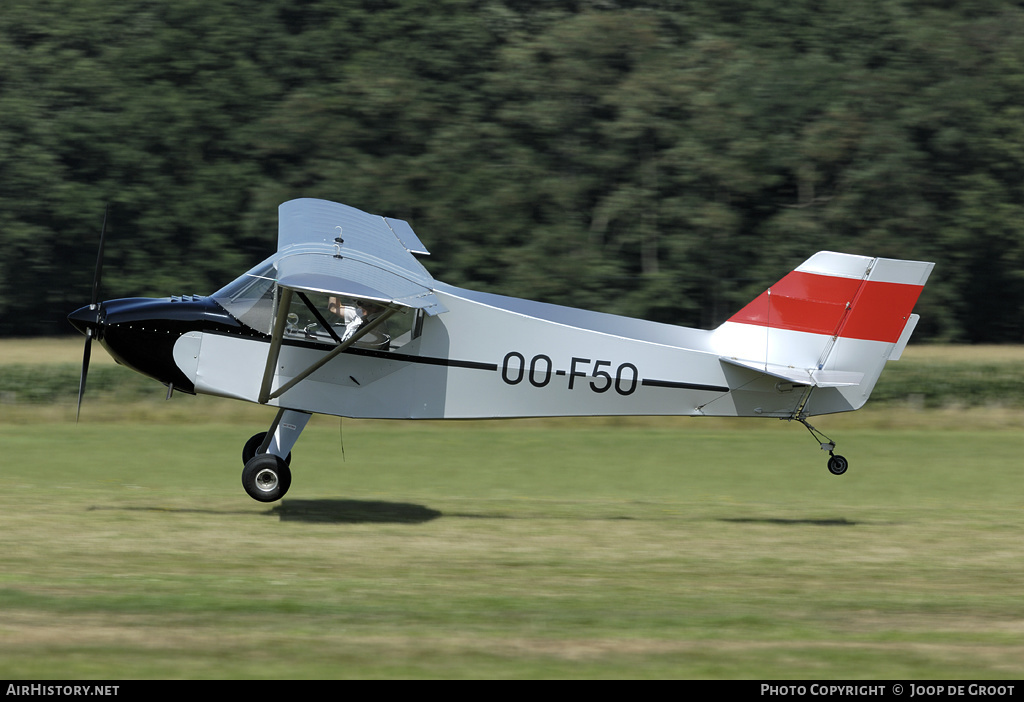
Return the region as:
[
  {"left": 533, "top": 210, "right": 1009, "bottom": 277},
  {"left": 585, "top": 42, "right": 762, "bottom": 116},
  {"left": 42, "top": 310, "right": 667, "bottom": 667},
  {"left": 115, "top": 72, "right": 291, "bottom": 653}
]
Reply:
[
  {"left": 275, "top": 198, "right": 447, "bottom": 316},
  {"left": 257, "top": 199, "right": 448, "bottom": 403}
]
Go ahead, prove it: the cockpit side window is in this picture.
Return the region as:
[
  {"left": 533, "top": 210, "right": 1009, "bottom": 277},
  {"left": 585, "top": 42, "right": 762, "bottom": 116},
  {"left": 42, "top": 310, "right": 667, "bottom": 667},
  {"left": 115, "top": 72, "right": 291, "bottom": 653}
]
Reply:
[
  {"left": 213, "top": 262, "right": 423, "bottom": 350},
  {"left": 283, "top": 292, "right": 421, "bottom": 351}
]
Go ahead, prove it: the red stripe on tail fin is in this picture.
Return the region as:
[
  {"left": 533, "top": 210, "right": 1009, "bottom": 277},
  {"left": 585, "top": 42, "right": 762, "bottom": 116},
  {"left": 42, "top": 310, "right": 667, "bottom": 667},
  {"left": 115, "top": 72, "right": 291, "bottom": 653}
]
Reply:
[{"left": 728, "top": 271, "right": 925, "bottom": 344}]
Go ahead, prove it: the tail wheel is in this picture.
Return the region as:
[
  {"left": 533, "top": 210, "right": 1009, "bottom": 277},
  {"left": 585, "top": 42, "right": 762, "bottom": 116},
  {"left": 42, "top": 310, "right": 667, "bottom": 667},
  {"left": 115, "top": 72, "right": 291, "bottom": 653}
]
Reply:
[
  {"left": 827, "top": 454, "right": 849, "bottom": 476},
  {"left": 242, "top": 454, "right": 292, "bottom": 502}
]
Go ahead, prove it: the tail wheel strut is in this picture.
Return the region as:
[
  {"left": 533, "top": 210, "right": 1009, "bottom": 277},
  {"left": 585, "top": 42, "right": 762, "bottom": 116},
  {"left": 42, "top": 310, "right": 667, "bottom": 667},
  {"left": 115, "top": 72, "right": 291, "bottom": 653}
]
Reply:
[{"left": 798, "top": 417, "right": 848, "bottom": 476}]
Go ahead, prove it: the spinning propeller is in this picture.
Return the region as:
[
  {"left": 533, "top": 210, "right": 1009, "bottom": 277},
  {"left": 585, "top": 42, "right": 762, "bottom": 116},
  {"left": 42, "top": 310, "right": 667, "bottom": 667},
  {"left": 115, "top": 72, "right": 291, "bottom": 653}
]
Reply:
[{"left": 71, "top": 206, "right": 108, "bottom": 421}]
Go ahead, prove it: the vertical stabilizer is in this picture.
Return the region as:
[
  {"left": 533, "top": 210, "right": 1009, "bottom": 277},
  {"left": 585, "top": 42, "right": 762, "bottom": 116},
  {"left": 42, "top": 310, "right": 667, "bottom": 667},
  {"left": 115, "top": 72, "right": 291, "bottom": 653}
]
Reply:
[{"left": 713, "top": 251, "right": 933, "bottom": 415}]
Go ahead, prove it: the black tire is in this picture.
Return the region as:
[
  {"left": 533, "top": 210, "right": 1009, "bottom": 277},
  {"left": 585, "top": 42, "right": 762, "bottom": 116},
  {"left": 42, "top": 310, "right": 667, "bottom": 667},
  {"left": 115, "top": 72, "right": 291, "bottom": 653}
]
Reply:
[
  {"left": 827, "top": 455, "right": 849, "bottom": 476},
  {"left": 242, "top": 453, "right": 292, "bottom": 502},
  {"left": 242, "top": 432, "right": 291, "bottom": 466}
]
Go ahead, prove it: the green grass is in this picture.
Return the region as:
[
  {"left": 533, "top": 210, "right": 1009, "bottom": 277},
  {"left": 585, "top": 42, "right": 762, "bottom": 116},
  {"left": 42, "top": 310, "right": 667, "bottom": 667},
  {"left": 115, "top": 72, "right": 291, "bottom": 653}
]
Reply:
[
  {"left": 1, "top": 419, "right": 1022, "bottom": 679},
  {"left": 2, "top": 339, "right": 1023, "bottom": 678}
]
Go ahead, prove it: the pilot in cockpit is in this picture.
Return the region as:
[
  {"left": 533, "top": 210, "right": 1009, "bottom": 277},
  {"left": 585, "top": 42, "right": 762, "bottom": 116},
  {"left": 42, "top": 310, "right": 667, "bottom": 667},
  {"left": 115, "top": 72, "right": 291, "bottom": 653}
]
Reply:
[{"left": 328, "top": 297, "right": 384, "bottom": 342}]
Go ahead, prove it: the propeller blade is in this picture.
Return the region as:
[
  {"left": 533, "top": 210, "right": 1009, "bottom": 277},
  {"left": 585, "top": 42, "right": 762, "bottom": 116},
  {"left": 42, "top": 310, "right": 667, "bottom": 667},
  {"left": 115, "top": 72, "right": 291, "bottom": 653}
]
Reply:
[
  {"left": 91, "top": 204, "right": 108, "bottom": 306},
  {"left": 77, "top": 328, "right": 93, "bottom": 423},
  {"left": 76, "top": 204, "right": 108, "bottom": 422}
]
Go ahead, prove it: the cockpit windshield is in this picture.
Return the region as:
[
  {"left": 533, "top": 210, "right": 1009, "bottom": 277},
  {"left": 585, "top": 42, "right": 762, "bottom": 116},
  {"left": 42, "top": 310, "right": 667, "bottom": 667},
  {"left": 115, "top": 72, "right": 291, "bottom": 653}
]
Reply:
[
  {"left": 211, "top": 258, "right": 422, "bottom": 351},
  {"left": 211, "top": 258, "right": 278, "bottom": 335}
]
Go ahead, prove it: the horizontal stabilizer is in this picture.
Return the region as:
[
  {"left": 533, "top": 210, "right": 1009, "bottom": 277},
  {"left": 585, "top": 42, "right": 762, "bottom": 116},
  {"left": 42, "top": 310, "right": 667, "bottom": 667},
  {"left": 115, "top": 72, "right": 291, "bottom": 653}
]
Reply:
[{"left": 720, "top": 357, "right": 864, "bottom": 388}]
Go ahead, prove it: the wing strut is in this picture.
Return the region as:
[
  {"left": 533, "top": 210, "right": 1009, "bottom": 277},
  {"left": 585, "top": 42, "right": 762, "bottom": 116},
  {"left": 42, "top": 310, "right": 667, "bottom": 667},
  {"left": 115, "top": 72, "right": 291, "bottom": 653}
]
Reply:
[
  {"left": 258, "top": 288, "right": 294, "bottom": 404},
  {"left": 257, "top": 292, "right": 397, "bottom": 404},
  {"left": 296, "top": 292, "right": 342, "bottom": 344},
  {"left": 258, "top": 288, "right": 294, "bottom": 405}
]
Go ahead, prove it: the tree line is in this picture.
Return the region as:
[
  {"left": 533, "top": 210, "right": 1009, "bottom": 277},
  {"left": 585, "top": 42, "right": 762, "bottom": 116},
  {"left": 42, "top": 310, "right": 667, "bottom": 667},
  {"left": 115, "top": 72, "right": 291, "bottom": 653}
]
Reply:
[{"left": 3, "top": 0, "right": 1023, "bottom": 341}]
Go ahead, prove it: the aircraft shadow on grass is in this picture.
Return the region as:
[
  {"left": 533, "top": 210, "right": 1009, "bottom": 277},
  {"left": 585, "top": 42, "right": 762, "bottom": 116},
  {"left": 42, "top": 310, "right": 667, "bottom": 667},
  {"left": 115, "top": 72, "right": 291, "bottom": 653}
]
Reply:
[
  {"left": 87, "top": 500, "right": 442, "bottom": 525},
  {"left": 91, "top": 505, "right": 863, "bottom": 526},
  {"left": 268, "top": 499, "right": 442, "bottom": 524},
  {"left": 718, "top": 517, "right": 861, "bottom": 527}
]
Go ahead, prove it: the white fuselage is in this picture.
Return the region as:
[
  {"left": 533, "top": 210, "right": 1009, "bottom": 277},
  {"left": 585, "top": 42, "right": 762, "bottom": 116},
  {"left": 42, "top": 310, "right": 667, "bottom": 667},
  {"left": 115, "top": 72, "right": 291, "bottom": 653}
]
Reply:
[{"left": 173, "top": 282, "right": 823, "bottom": 421}]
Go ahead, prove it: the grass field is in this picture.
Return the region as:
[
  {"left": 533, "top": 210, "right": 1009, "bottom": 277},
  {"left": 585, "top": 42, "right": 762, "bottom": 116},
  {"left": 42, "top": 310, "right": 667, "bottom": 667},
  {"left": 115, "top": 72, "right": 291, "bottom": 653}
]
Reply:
[{"left": 1, "top": 340, "right": 1023, "bottom": 678}]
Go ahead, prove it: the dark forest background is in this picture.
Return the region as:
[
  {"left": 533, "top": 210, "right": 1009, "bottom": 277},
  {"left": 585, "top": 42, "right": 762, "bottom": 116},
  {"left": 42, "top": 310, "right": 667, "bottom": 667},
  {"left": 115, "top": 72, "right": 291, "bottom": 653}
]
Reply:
[{"left": 3, "top": 0, "right": 1024, "bottom": 341}]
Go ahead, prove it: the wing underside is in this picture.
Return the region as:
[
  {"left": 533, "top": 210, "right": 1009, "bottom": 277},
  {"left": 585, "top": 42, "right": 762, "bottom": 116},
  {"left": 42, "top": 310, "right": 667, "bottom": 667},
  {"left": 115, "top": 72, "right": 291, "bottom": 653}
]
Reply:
[{"left": 276, "top": 253, "right": 447, "bottom": 316}]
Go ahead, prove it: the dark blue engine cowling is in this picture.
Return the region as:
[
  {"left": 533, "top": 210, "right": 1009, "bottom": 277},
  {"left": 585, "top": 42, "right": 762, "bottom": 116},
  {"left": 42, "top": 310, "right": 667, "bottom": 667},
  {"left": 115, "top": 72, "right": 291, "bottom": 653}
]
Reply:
[{"left": 67, "top": 295, "right": 258, "bottom": 394}]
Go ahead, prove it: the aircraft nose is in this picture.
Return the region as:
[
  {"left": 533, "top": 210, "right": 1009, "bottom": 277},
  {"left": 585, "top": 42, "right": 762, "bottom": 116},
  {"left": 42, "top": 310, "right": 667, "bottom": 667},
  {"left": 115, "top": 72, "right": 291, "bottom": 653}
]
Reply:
[{"left": 68, "top": 304, "right": 104, "bottom": 336}]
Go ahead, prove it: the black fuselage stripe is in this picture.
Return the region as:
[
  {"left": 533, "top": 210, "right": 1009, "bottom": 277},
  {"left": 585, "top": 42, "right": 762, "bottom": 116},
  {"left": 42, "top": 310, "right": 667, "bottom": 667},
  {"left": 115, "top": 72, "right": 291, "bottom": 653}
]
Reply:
[
  {"left": 337, "top": 344, "right": 727, "bottom": 391},
  {"left": 641, "top": 378, "right": 729, "bottom": 393},
  {"left": 342, "top": 345, "right": 498, "bottom": 371},
  {"left": 234, "top": 333, "right": 722, "bottom": 389}
]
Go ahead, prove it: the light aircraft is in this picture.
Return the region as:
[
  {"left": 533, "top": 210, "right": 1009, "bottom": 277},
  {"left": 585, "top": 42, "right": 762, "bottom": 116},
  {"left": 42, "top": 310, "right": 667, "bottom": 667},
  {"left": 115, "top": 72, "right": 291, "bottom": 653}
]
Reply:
[{"left": 69, "top": 198, "right": 934, "bottom": 502}]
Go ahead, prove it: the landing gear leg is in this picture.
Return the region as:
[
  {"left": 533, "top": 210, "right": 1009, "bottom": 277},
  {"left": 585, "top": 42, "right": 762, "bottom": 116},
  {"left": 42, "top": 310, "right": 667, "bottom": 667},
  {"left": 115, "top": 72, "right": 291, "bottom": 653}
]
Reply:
[
  {"left": 797, "top": 417, "right": 848, "bottom": 476},
  {"left": 242, "top": 432, "right": 292, "bottom": 466},
  {"left": 240, "top": 408, "right": 311, "bottom": 502}
]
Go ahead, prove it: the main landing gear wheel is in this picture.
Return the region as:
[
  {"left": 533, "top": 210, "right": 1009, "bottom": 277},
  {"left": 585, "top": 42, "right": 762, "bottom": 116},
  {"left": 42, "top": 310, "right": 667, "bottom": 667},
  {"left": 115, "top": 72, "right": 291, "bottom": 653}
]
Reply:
[
  {"left": 242, "top": 432, "right": 292, "bottom": 466},
  {"left": 242, "top": 453, "right": 292, "bottom": 502},
  {"left": 827, "top": 454, "right": 849, "bottom": 476}
]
